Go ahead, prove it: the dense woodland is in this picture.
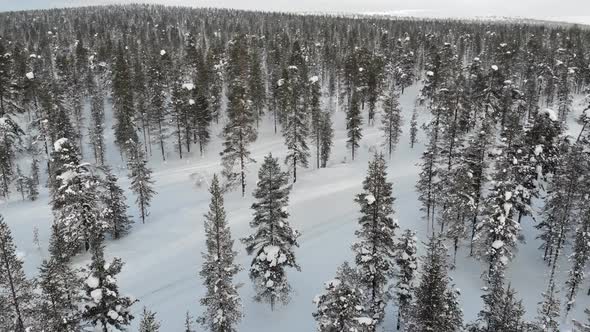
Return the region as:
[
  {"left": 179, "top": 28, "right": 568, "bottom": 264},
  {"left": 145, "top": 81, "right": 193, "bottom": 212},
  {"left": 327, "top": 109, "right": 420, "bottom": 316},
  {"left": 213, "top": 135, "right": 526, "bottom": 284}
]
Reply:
[{"left": 1, "top": 4, "right": 590, "bottom": 331}]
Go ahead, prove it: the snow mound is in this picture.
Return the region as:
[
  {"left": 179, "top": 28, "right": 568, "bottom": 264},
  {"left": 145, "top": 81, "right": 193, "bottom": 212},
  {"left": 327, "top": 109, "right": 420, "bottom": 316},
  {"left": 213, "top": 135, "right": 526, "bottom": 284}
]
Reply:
[
  {"left": 53, "top": 138, "right": 70, "bottom": 152},
  {"left": 540, "top": 108, "right": 558, "bottom": 121},
  {"left": 25, "top": 72, "right": 34, "bottom": 79},
  {"left": 86, "top": 275, "right": 100, "bottom": 288},
  {"left": 182, "top": 83, "right": 194, "bottom": 90},
  {"left": 491, "top": 240, "right": 504, "bottom": 250},
  {"left": 160, "top": 49, "right": 166, "bottom": 56}
]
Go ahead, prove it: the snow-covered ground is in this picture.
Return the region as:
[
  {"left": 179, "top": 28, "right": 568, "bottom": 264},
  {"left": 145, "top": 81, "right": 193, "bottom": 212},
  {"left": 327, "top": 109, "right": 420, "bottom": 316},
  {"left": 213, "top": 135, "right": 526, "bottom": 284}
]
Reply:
[{"left": 2, "top": 84, "right": 589, "bottom": 331}]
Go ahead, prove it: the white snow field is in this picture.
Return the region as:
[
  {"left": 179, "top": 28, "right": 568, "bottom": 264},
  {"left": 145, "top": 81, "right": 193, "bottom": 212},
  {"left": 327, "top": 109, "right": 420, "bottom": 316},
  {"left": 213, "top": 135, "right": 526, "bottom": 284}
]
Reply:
[{"left": 2, "top": 84, "right": 589, "bottom": 331}]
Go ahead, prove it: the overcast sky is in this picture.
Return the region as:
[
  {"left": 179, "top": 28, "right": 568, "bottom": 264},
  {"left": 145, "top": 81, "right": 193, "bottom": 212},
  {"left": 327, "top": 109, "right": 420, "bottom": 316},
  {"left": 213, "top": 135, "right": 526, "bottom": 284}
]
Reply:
[{"left": 0, "top": 0, "right": 589, "bottom": 24}]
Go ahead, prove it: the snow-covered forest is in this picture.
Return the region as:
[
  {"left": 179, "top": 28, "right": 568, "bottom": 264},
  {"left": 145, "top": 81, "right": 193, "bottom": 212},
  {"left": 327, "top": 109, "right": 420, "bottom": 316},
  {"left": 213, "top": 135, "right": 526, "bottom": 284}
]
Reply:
[{"left": 1, "top": 4, "right": 590, "bottom": 331}]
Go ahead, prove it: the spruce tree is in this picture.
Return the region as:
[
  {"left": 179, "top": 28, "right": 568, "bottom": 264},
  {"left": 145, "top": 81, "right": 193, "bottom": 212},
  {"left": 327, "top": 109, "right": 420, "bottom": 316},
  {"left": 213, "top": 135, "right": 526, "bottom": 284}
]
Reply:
[
  {"left": 242, "top": 153, "right": 301, "bottom": 309},
  {"left": 536, "top": 278, "right": 560, "bottom": 331},
  {"left": 0, "top": 215, "right": 36, "bottom": 332},
  {"left": 198, "top": 174, "right": 243, "bottom": 332},
  {"left": 310, "top": 76, "right": 323, "bottom": 169},
  {"left": 407, "top": 236, "right": 463, "bottom": 332},
  {"left": 565, "top": 203, "right": 590, "bottom": 313},
  {"left": 468, "top": 268, "right": 530, "bottom": 332},
  {"left": 394, "top": 230, "right": 418, "bottom": 330},
  {"left": 221, "top": 35, "right": 257, "bottom": 196},
  {"left": 37, "top": 224, "right": 82, "bottom": 331},
  {"left": 346, "top": 92, "right": 363, "bottom": 160},
  {"left": 127, "top": 141, "right": 156, "bottom": 224},
  {"left": 352, "top": 152, "right": 397, "bottom": 325},
  {"left": 184, "top": 311, "right": 195, "bottom": 332},
  {"left": 89, "top": 87, "right": 106, "bottom": 165},
  {"left": 147, "top": 51, "right": 170, "bottom": 161},
  {"left": 139, "top": 307, "right": 161, "bottom": 332},
  {"left": 51, "top": 138, "right": 103, "bottom": 255},
  {"left": 102, "top": 169, "right": 132, "bottom": 239},
  {"left": 319, "top": 111, "right": 334, "bottom": 168},
  {"left": 409, "top": 108, "right": 418, "bottom": 148},
  {"left": 14, "top": 165, "right": 27, "bottom": 201},
  {"left": 381, "top": 89, "right": 402, "bottom": 158},
  {"left": 281, "top": 55, "right": 310, "bottom": 182},
  {"left": 574, "top": 308, "right": 590, "bottom": 331},
  {"left": 82, "top": 236, "right": 136, "bottom": 331},
  {"left": 111, "top": 43, "right": 138, "bottom": 151},
  {"left": 313, "top": 262, "right": 374, "bottom": 332}
]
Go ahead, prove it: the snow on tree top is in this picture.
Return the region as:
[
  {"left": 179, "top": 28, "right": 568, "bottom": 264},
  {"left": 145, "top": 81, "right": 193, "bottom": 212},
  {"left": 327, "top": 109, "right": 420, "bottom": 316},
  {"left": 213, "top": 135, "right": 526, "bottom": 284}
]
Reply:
[
  {"left": 86, "top": 275, "right": 100, "bottom": 288},
  {"left": 309, "top": 76, "right": 319, "bottom": 83},
  {"left": 426, "top": 71, "right": 434, "bottom": 76},
  {"left": 534, "top": 145, "right": 543, "bottom": 156},
  {"left": 541, "top": 108, "right": 558, "bottom": 121},
  {"left": 325, "top": 278, "right": 341, "bottom": 288},
  {"left": 365, "top": 194, "right": 376, "bottom": 205},
  {"left": 288, "top": 65, "right": 298, "bottom": 70},
  {"left": 90, "top": 289, "right": 103, "bottom": 303},
  {"left": 182, "top": 83, "right": 195, "bottom": 90},
  {"left": 354, "top": 317, "right": 374, "bottom": 326},
  {"left": 257, "top": 245, "right": 287, "bottom": 267},
  {"left": 53, "top": 137, "right": 70, "bottom": 152},
  {"left": 491, "top": 65, "right": 499, "bottom": 71},
  {"left": 25, "top": 72, "right": 34, "bottom": 79},
  {"left": 160, "top": 49, "right": 166, "bottom": 56},
  {"left": 189, "top": 99, "right": 195, "bottom": 105},
  {"left": 491, "top": 240, "right": 504, "bottom": 250}
]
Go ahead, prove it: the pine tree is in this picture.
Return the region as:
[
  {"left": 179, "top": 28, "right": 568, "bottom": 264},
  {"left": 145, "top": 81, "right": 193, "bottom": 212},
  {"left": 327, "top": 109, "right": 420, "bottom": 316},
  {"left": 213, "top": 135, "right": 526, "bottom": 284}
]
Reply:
[
  {"left": 184, "top": 311, "right": 195, "bottom": 332},
  {"left": 565, "top": 203, "right": 590, "bottom": 313},
  {"left": 468, "top": 267, "right": 530, "bottom": 332},
  {"left": 0, "top": 116, "right": 22, "bottom": 198},
  {"left": 139, "top": 307, "right": 161, "bottom": 332},
  {"left": 381, "top": 89, "right": 402, "bottom": 158},
  {"left": 37, "top": 224, "right": 82, "bottom": 331},
  {"left": 313, "top": 262, "right": 374, "bottom": 332},
  {"left": 194, "top": 93, "right": 212, "bottom": 155},
  {"left": 147, "top": 51, "right": 170, "bottom": 161},
  {"left": 82, "top": 237, "right": 136, "bottom": 331},
  {"left": 310, "top": 76, "right": 323, "bottom": 169},
  {"left": 281, "top": 59, "right": 310, "bottom": 182},
  {"left": 30, "top": 158, "right": 39, "bottom": 186},
  {"left": 352, "top": 153, "right": 398, "bottom": 325},
  {"left": 574, "top": 308, "right": 590, "bottom": 332},
  {"left": 221, "top": 35, "right": 257, "bottom": 196},
  {"left": 14, "top": 165, "right": 27, "bottom": 201},
  {"left": 89, "top": 87, "right": 106, "bottom": 165},
  {"left": 127, "top": 141, "right": 156, "bottom": 224},
  {"left": 198, "top": 174, "right": 243, "bottom": 332},
  {"left": 410, "top": 107, "right": 418, "bottom": 149},
  {"left": 319, "top": 111, "right": 334, "bottom": 168},
  {"left": 0, "top": 215, "right": 36, "bottom": 332},
  {"left": 51, "top": 138, "right": 103, "bottom": 255},
  {"left": 407, "top": 236, "right": 463, "bottom": 332},
  {"left": 346, "top": 92, "right": 363, "bottom": 160},
  {"left": 249, "top": 42, "right": 266, "bottom": 126},
  {"left": 394, "top": 230, "right": 418, "bottom": 330},
  {"left": 102, "top": 169, "right": 132, "bottom": 239},
  {"left": 26, "top": 161, "right": 39, "bottom": 201},
  {"left": 111, "top": 43, "right": 138, "bottom": 151},
  {"left": 473, "top": 149, "right": 522, "bottom": 272},
  {"left": 537, "top": 278, "right": 560, "bottom": 331},
  {"left": 242, "top": 154, "right": 301, "bottom": 309}
]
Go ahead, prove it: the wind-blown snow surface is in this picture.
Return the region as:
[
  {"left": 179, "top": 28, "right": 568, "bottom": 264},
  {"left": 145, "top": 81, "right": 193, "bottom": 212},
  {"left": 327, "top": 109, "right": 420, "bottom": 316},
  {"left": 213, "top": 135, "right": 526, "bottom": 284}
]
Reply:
[{"left": 2, "top": 84, "right": 589, "bottom": 331}]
